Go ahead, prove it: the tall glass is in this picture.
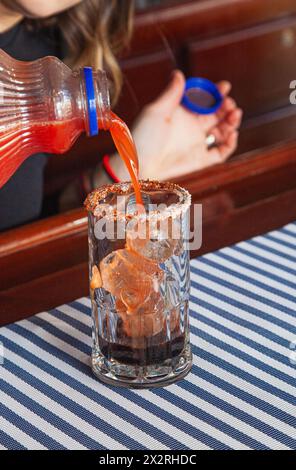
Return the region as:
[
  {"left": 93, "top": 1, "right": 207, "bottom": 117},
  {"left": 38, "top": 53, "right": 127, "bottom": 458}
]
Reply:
[{"left": 85, "top": 181, "right": 192, "bottom": 388}]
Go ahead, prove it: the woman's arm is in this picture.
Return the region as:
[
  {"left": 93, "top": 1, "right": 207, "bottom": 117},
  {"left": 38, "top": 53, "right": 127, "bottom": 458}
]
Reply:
[
  {"left": 95, "top": 71, "right": 243, "bottom": 184},
  {"left": 60, "top": 71, "right": 242, "bottom": 211}
]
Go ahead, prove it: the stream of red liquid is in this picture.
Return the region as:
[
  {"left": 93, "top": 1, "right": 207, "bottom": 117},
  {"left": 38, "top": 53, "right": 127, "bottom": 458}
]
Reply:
[{"left": 108, "top": 111, "right": 143, "bottom": 206}]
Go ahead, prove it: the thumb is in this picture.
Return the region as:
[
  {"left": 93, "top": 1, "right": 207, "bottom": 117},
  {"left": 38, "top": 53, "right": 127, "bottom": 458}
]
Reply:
[{"left": 153, "top": 70, "right": 185, "bottom": 114}]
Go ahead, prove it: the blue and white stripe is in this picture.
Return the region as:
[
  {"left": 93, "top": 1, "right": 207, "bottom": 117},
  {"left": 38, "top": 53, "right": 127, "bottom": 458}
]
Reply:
[{"left": 0, "top": 222, "right": 296, "bottom": 449}]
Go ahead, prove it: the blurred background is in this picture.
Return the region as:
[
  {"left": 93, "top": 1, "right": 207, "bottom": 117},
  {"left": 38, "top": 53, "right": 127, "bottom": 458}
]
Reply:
[
  {"left": 2, "top": 0, "right": 296, "bottom": 321},
  {"left": 42, "top": 0, "right": 296, "bottom": 216},
  {"left": 137, "top": 0, "right": 166, "bottom": 8}
]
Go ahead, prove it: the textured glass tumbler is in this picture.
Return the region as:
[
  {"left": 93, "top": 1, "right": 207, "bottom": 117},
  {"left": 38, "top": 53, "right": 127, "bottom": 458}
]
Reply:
[{"left": 85, "top": 181, "right": 192, "bottom": 388}]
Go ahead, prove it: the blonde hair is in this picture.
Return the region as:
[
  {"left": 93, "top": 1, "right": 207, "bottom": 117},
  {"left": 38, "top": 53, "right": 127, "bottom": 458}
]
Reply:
[{"left": 1, "top": 0, "right": 135, "bottom": 104}]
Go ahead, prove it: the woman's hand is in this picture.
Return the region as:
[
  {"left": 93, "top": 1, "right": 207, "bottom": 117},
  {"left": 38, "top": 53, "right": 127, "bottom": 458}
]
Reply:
[
  {"left": 61, "top": 71, "right": 242, "bottom": 211},
  {"left": 114, "top": 70, "right": 242, "bottom": 181}
]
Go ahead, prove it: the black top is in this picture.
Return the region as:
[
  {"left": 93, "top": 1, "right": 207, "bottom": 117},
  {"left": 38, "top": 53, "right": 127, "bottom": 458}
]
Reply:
[{"left": 0, "top": 21, "right": 64, "bottom": 231}]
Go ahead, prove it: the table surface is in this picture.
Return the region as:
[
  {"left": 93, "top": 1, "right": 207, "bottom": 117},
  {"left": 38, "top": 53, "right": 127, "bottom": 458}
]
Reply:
[{"left": 0, "top": 222, "right": 296, "bottom": 450}]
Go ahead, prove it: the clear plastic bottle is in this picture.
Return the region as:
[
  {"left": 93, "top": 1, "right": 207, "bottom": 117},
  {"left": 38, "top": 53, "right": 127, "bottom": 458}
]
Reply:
[{"left": 0, "top": 49, "right": 111, "bottom": 188}]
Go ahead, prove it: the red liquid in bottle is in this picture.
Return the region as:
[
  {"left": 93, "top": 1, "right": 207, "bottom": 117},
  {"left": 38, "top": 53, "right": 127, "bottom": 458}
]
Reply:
[
  {"left": 0, "top": 113, "right": 143, "bottom": 205},
  {"left": 0, "top": 119, "right": 84, "bottom": 188}
]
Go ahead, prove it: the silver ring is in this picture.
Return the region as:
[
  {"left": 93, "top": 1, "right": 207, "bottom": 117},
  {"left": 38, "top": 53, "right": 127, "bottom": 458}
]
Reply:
[{"left": 206, "top": 133, "right": 216, "bottom": 148}]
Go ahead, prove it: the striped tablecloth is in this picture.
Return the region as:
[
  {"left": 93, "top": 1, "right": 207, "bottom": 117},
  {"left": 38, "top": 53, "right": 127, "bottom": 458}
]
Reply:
[{"left": 0, "top": 222, "right": 296, "bottom": 450}]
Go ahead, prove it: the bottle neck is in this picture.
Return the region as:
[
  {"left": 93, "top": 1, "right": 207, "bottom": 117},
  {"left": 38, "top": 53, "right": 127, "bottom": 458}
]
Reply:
[{"left": 80, "top": 67, "right": 111, "bottom": 136}]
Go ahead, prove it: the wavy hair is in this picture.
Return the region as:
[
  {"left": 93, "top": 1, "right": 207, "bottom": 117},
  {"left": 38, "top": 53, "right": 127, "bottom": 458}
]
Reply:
[{"left": 1, "top": 0, "right": 135, "bottom": 103}]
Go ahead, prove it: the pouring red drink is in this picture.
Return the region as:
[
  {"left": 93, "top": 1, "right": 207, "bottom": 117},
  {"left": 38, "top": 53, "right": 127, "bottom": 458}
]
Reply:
[
  {"left": 0, "top": 50, "right": 192, "bottom": 387},
  {"left": 0, "top": 49, "right": 142, "bottom": 204}
]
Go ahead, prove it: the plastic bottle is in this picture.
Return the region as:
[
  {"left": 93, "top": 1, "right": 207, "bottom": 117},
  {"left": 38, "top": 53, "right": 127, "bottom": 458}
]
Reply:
[{"left": 0, "top": 49, "right": 111, "bottom": 188}]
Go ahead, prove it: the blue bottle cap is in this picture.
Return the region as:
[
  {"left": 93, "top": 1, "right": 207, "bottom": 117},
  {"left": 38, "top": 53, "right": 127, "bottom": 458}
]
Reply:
[
  {"left": 182, "top": 77, "right": 223, "bottom": 115},
  {"left": 83, "top": 67, "right": 99, "bottom": 136}
]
